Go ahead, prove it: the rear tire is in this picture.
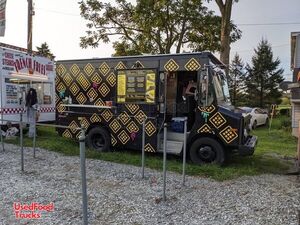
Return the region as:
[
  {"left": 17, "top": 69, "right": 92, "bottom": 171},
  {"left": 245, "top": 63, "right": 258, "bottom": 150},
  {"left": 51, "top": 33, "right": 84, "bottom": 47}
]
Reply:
[
  {"left": 86, "top": 127, "right": 111, "bottom": 152},
  {"left": 189, "top": 137, "right": 225, "bottom": 165},
  {"left": 264, "top": 118, "right": 269, "bottom": 126}
]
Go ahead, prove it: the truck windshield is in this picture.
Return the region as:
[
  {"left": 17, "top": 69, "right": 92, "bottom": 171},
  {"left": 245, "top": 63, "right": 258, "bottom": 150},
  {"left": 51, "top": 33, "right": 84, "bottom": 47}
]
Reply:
[{"left": 212, "top": 73, "right": 231, "bottom": 105}]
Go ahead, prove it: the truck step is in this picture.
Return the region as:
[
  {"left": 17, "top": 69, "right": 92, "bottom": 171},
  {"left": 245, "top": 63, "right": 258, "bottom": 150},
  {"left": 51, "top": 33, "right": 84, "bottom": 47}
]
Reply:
[{"left": 157, "top": 140, "right": 183, "bottom": 155}]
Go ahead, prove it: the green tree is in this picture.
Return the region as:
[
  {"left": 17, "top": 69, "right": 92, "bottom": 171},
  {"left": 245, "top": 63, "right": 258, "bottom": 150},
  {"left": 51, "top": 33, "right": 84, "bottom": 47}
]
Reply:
[
  {"left": 228, "top": 53, "right": 246, "bottom": 106},
  {"left": 245, "top": 39, "right": 284, "bottom": 107},
  {"left": 79, "top": 0, "right": 241, "bottom": 56},
  {"left": 36, "top": 42, "right": 55, "bottom": 60}
]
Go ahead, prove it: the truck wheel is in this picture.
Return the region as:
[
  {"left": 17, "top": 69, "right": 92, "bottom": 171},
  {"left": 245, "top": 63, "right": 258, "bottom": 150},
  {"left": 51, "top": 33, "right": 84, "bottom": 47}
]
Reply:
[
  {"left": 87, "top": 127, "right": 111, "bottom": 152},
  {"left": 189, "top": 137, "right": 225, "bottom": 165}
]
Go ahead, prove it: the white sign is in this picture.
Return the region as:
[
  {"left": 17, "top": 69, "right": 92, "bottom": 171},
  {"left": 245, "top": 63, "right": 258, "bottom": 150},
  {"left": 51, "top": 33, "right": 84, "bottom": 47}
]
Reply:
[{"left": 0, "top": 0, "right": 6, "bottom": 36}]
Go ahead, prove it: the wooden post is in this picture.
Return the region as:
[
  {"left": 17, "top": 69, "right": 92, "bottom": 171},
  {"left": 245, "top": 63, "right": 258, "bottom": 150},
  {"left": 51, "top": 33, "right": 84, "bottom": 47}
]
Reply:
[{"left": 298, "top": 120, "right": 300, "bottom": 169}]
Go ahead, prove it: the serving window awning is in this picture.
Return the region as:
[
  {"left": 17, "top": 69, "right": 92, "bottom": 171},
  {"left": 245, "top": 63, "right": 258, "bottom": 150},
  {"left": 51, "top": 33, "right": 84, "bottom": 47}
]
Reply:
[{"left": 8, "top": 72, "right": 49, "bottom": 82}]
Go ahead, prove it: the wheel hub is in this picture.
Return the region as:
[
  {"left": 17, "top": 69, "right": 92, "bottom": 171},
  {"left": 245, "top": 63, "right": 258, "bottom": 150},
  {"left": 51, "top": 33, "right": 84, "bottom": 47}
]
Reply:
[{"left": 198, "top": 146, "right": 216, "bottom": 161}]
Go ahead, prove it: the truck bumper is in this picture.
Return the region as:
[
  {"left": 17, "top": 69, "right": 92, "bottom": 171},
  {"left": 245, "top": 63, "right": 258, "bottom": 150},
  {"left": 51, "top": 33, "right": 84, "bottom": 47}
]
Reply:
[{"left": 238, "top": 135, "right": 258, "bottom": 156}]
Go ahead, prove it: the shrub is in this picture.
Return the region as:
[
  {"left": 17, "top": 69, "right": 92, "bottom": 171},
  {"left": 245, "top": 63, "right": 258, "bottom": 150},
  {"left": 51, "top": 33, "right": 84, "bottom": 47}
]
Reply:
[
  {"left": 279, "top": 108, "right": 290, "bottom": 116},
  {"left": 280, "top": 117, "right": 291, "bottom": 131}
]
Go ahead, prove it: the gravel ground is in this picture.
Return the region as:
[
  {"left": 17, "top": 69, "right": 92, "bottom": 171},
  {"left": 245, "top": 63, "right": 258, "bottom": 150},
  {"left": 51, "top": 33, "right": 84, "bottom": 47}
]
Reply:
[{"left": 0, "top": 143, "right": 299, "bottom": 225}]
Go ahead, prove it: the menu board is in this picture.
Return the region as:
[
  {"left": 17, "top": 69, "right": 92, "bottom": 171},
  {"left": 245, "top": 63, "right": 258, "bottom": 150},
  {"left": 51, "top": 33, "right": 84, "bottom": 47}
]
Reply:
[
  {"left": 117, "top": 70, "right": 156, "bottom": 104},
  {"left": 6, "top": 84, "right": 18, "bottom": 104},
  {"left": 126, "top": 70, "right": 146, "bottom": 99}
]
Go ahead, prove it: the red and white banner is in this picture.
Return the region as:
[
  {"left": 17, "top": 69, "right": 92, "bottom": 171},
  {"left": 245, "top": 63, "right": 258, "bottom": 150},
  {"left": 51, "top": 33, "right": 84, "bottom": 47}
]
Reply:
[{"left": 0, "top": 0, "right": 6, "bottom": 36}]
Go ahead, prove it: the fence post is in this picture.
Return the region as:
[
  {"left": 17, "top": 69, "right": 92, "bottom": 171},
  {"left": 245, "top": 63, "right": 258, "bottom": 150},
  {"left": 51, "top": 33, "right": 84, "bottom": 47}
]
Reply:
[
  {"left": 1, "top": 121, "right": 4, "bottom": 152},
  {"left": 163, "top": 123, "right": 167, "bottom": 201},
  {"left": 20, "top": 112, "right": 24, "bottom": 172},
  {"left": 141, "top": 117, "right": 146, "bottom": 179},
  {"left": 33, "top": 109, "right": 36, "bottom": 158},
  {"left": 182, "top": 117, "right": 187, "bottom": 186},
  {"left": 297, "top": 120, "right": 300, "bottom": 171},
  {"left": 79, "top": 124, "right": 88, "bottom": 225}
]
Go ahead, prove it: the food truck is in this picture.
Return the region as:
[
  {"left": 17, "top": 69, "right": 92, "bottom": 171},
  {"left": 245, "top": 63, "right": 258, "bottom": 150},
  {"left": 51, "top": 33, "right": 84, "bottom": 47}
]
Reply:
[
  {"left": 55, "top": 52, "right": 257, "bottom": 165},
  {"left": 0, "top": 43, "right": 55, "bottom": 125}
]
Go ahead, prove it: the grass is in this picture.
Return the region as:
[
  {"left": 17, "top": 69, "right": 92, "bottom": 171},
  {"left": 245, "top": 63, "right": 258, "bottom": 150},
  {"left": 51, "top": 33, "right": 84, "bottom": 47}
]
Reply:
[{"left": 4, "top": 115, "right": 297, "bottom": 181}]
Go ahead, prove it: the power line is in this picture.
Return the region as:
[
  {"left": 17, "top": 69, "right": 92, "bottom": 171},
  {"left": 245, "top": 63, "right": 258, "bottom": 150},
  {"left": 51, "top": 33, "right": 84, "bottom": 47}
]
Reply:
[
  {"left": 35, "top": 7, "right": 300, "bottom": 28},
  {"left": 36, "top": 8, "right": 79, "bottom": 17},
  {"left": 237, "top": 22, "right": 300, "bottom": 26}
]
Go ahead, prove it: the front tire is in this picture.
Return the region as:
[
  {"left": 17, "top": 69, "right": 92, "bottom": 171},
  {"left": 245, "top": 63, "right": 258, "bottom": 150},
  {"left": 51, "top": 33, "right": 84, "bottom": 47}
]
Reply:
[
  {"left": 86, "top": 127, "right": 111, "bottom": 152},
  {"left": 189, "top": 137, "right": 225, "bottom": 165}
]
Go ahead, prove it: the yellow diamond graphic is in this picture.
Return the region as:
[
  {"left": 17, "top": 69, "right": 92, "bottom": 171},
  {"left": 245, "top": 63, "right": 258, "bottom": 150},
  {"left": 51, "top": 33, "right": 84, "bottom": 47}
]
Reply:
[
  {"left": 63, "top": 73, "right": 73, "bottom": 86},
  {"left": 109, "top": 119, "right": 122, "bottom": 133},
  {"left": 164, "top": 59, "right": 179, "bottom": 71},
  {"left": 91, "top": 73, "right": 102, "bottom": 84},
  {"left": 55, "top": 93, "right": 60, "bottom": 104},
  {"left": 115, "top": 61, "right": 127, "bottom": 70},
  {"left": 135, "top": 110, "right": 147, "bottom": 124},
  {"left": 118, "top": 130, "right": 130, "bottom": 144},
  {"left": 107, "top": 72, "right": 116, "bottom": 87},
  {"left": 87, "top": 88, "right": 98, "bottom": 100},
  {"left": 57, "top": 102, "right": 66, "bottom": 113},
  {"left": 70, "top": 83, "right": 80, "bottom": 96},
  {"left": 131, "top": 60, "right": 144, "bottom": 68},
  {"left": 55, "top": 76, "right": 60, "bottom": 85},
  {"left": 99, "top": 83, "right": 110, "bottom": 97},
  {"left": 118, "top": 111, "right": 130, "bottom": 125},
  {"left": 126, "top": 121, "right": 139, "bottom": 133},
  {"left": 197, "top": 124, "right": 213, "bottom": 134},
  {"left": 99, "top": 62, "right": 110, "bottom": 76},
  {"left": 80, "top": 117, "right": 90, "bottom": 129},
  {"left": 94, "top": 99, "right": 105, "bottom": 106},
  {"left": 184, "top": 58, "right": 201, "bottom": 71},
  {"left": 56, "top": 64, "right": 66, "bottom": 76},
  {"left": 56, "top": 82, "right": 66, "bottom": 92},
  {"left": 78, "top": 73, "right": 91, "bottom": 91},
  {"left": 69, "top": 121, "right": 79, "bottom": 133},
  {"left": 90, "top": 113, "right": 101, "bottom": 123},
  {"left": 125, "top": 104, "right": 139, "bottom": 115},
  {"left": 209, "top": 112, "right": 226, "bottom": 129},
  {"left": 111, "top": 135, "right": 117, "bottom": 146},
  {"left": 70, "top": 64, "right": 80, "bottom": 76},
  {"left": 220, "top": 126, "right": 238, "bottom": 144},
  {"left": 198, "top": 105, "right": 216, "bottom": 113},
  {"left": 84, "top": 63, "right": 95, "bottom": 76},
  {"left": 145, "top": 121, "right": 156, "bottom": 136},
  {"left": 144, "top": 143, "right": 155, "bottom": 152},
  {"left": 62, "top": 129, "right": 72, "bottom": 138},
  {"left": 76, "top": 92, "right": 87, "bottom": 104},
  {"left": 101, "top": 109, "right": 113, "bottom": 122}
]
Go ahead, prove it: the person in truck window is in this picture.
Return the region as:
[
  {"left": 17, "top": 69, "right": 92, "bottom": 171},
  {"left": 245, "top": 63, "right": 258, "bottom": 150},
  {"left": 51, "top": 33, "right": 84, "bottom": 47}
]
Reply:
[{"left": 25, "top": 88, "right": 38, "bottom": 138}]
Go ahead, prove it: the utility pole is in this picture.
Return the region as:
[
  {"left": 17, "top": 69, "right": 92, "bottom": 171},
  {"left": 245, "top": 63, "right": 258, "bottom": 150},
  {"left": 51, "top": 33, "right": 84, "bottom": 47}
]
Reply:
[{"left": 27, "top": 0, "right": 33, "bottom": 54}]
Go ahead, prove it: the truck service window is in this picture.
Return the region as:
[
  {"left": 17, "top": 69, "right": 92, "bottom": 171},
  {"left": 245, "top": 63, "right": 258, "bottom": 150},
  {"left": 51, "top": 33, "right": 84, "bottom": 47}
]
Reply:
[{"left": 117, "top": 69, "right": 156, "bottom": 104}]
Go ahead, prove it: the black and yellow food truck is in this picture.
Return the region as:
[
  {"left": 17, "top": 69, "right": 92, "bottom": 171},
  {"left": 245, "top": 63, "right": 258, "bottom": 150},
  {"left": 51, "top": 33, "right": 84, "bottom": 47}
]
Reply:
[{"left": 55, "top": 52, "right": 257, "bottom": 165}]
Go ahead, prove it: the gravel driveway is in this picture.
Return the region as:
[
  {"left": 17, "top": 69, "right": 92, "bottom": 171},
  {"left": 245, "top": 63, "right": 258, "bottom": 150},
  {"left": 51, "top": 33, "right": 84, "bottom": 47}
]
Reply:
[{"left": 0, "top": 143, "right": 299, "bottom": 225}]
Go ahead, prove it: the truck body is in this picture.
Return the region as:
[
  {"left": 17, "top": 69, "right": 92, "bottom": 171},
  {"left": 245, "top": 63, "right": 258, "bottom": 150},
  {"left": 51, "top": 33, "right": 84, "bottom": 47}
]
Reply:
[
  {"left": 56, "top": 52, "right": 257, "bottom": 164},
  {"left": 0, "top": 43, "right": 55, "bottom": 125}
]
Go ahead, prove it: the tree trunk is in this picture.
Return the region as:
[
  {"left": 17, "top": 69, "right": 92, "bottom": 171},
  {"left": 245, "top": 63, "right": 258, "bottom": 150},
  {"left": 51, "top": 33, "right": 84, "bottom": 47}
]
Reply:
[{"left": 216, "top": 0, "right": 233, "bottom": 76}]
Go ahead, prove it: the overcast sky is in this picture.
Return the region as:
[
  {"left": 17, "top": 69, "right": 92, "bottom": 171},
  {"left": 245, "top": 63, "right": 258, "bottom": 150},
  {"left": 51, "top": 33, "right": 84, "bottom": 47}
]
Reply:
[{"left": 0, "top": 0, "right": 299, "bottom": 81}]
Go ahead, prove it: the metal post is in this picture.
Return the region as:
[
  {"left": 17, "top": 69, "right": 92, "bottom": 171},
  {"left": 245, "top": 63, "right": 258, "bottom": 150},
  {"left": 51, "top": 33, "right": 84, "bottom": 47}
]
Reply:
[
  {"left": 182, "top": 117, "right": 187, "bottom": 186},
  {"left": 79, "top": 124, "right": 88, "bottom": 225},
  {"left": 1, "top": 122, "right": 4, "bottom": 152},
  {"left": 141, "top": 117, "right": 146, "bottom": 179},
  {"left": 33, "top": 109, "right": 36, "bottom": 158},
  {"left": 20, "top": 113, "right": 24, "bottom": 172},
  {"left": 163, "top": 123, "right": 167, "bottom": 201}
]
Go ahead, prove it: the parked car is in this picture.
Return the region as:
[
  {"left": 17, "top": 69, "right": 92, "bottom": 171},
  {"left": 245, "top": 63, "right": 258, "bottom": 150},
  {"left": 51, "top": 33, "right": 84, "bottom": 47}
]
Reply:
[{"left": 238, "top": 107, "right": 269, "bottom": 129}]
